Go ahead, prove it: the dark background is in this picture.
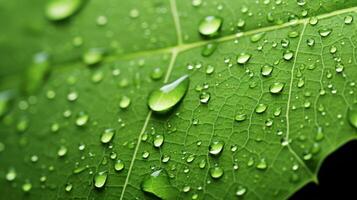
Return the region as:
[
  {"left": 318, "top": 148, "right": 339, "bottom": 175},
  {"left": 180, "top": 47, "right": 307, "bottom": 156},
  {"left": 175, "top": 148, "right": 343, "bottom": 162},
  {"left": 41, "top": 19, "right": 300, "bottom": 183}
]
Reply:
[{"left": 290, "top": 140, "right": 357, "bottom": 200}]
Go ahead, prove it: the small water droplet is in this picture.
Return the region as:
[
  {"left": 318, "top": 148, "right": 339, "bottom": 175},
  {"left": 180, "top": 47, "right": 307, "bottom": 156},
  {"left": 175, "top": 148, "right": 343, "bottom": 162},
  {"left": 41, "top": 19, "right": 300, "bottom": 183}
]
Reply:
[
  {"left": 150, "top": 68, "right": 163, "bottom": 80},
  {"left": 210, "top": 166, "right": 224, "bottom": 179},
  {"left": 114, "top": 160, "right": 125, "bottom": 172},
  {"left": 319, "top": 29, "right": 332, "bottom": 37},
  {"left": 198, "top": 16, "right": 223, "bottom": 37},
  {"left": 22, "top": 182, "right": 32, "bottom": 192},
  {"left": 45, "top": 0, "right": 83, "bottom": 21},
  {"left": 6, "top": 168, "right": 16, "bottom": 181},
  {"left": 269, "top": 82, "right": 285, "bottom": 94},
  {"left": 255, "top": 104, "right": 267, "bottom": 114},
  {"left": 283, "top": 50, "right": 294, "bottom": 61},
  {"left": 261, "top": 65, "right": 273, "bottom": 76},
  {"left": 57, "top": 146, "right": 67, "bottom": 157},
  {"left": 235, "top": 113, "right": 247, "bottom": 122},
  {"left": 75, "top": 112, "right": 89, "bottom": 126},
  {"left": 119, "top": 96, "right": 131, "bottom": 109},
  {"left": 199, "top": 92, "right": 211, "bottom": 104},
  {"left": 250, "top": 32, "right": 265, "bottom": 43},
  {"left": 101, "top": 128, "right": 115, "bottom": 144},
  {"left": 201, "top": 42, "right": 218, "bottom": 57},
  {"left": 82, "top": 49, "right": 104, "bottom": 66},
  {"left": 153, "top": 135, "right": 164, "bottom": 148},
  {"left": 237, "top": 53, "right": 251, "bottom": 65},
  {"left": 344, "top": 15, "right": 353, "bottom": 25}
]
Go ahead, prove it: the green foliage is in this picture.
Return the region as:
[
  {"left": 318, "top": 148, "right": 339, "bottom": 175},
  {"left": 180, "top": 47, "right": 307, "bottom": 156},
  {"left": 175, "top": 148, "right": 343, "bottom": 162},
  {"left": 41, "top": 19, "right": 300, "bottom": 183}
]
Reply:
[{"left": 1, "top": 0, "right": 357, "bottom": 199}]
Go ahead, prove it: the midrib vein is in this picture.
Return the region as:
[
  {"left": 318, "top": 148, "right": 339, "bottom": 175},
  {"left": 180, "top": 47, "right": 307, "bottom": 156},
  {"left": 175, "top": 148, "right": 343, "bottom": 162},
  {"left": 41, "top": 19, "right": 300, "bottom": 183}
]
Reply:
[
  {"left": 119, "top": 1, "right": 181, "bottom": 199},
  {"left": 284, "top": 21, "right": 316, "bottom": 180}
]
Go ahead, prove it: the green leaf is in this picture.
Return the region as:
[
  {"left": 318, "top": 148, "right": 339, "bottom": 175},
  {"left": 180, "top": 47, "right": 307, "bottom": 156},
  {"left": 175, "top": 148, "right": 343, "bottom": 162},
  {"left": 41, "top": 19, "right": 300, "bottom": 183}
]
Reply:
[{"left": 1, "top": 0, "right": 357, "bottom": 199}]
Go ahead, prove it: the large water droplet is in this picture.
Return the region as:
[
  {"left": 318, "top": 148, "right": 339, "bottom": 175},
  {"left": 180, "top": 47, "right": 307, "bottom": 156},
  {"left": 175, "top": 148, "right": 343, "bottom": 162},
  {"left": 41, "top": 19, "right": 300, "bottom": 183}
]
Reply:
[
  {"left": 198, "top": 16, "right": 223, "bottom": 37},
  {"left": 94, "top": 171, "right": 107, "bottom": 188},
  {"left": 209, "top": 140, "right": 224, "bottom": 155},
  {"left": 269, "top": 82, "right": 285, "bottom": 94},
  {"left": 141, "top": 169, "right": 178, "bottom": 199},
  {"left": 153, "top": 135, "right": 164, "bottom": 148},
  {"left": 261, "top": 65, "right": 273, "bottom": 76},
  {"left": 114, "top": 160, "right": 125, "bottom": 172},
  {"left": 237, "top": 53, "right": 251, "bottom": 65},
  {"left": 45, "top": 0, "right": 83, "bottom": 21},
  {"left": 148, "top": 75, "right": 189, "bottom": 113},
  {"left": 210, "top": 166, "right": 224, "bottom": 179},
  {"left": 101, "top": 128, "right": 115, "bottom": 144}
]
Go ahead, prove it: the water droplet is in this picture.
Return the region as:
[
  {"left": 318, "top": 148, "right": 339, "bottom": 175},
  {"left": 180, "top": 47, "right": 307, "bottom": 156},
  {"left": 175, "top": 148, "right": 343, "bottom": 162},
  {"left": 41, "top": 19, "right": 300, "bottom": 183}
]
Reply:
[
  {"left": 142, "top": 151, "right": 150, "bottom": 159},
  {"left": 348, "top": 106, "right": 357, "bottom": 128},
  {"left": 22, "top": 182, "right": 32, "bottom": 192},
  {"left": 150, "top": 68, "right": 163, "bottom": 80},
  {"left": 6, "top": 168, "right": 16, "bottom": 181},
  {"left": 237, "top": 53, "right": 251, "bottom": 65},
  {"left": 148, "top": 75, "right": 189, "bottom": 113},
  {"left": 283, "top": 50, "right": 294, "bottom": 61},
  {"left": 261, "top": 65, "right": 273, "bottom": 76},
  {"left": 201, "top": 42, "right": 218, "bottom": 57},
  {"left": 309, "top": 17, "right": 318, "bottom": 25},
  {"left": 344, "top": 15, "right": 353, "bottom": 25},
  {"left": 199, "top": 159, "right": 206, "bottom": 169},
  {"left": 129, "top": 9, "right": 140, "bottom": 18},
  {"left": 67, "top": 91, "right": 78, "bottom": 102},
  {"left": 192, "top": 0, "right": 202, "bottom": 7},
  {"left": 198, "top": 16, "right": 223, "bottom": 37},
  {"left": 57, "top": 146, "right": 67, "bottom": 157},
  {"left": 45, "top": 0, "right": 83, "bottom": 21},
  {"left": 210, "top": 166, "right": 224, "bottom": 179},
  {"left": 119, "top": 96, "right": 131, "bottom": 109},
  {"left": 256, "top": 159, "right": 268, "bottom": 170},
  {"left": 101, "top": 128, "right": 115, "bottom": 144},
  {"left": 141, "top": 169, "right": 178, "bottom": 199},
  {"left": 94, "top": 171, "right": 107, "bottom": 188},
  {"left": 306, "top": 38, "right": 315, "bottom": 47},
  {"left": 153, "top": 135, "right": 164, "bottom": 148},
  {"left": 250, "top": 32, "right": 265, "bottom": 43},
  {"left": 82, "top": 49, "right": 104, "bottom": 66},
  {"left": 236, "top": 185, "right": 247, "bottom": 196},
  {"left": 96, "top": 15, "right": 107, "bottom": 26},
  {"left": 65, "top": 183, "right": 73, "bottom": 192},
  {"left": 255, "top": 104, "right": 267, "bottom": 114},
  {"left": 205, "top": 65, "right": 215, "bottom": 75},
  {"left": 75, "top": 112, "right": 89, "bottom": 126},
  {"left": 199, "top": 92, "right": 211, "bottom": 104},
  {"left": 114, "top": 160, "right": 125, "bottom": 172},
  {"left": 319, "top": 29, "right": 332, "bottom": 37},
  {"left": 335, "top": 63, "right": 344, "bottom": 73},
  {"left": 235, "top": 113, "right": 247, "bottom": 122},
  {"left": 269, "top": 82, "right": 285, "bottom": 94},
  {"left": 209, "top": 140, "right": 224, "bottom": 155}
]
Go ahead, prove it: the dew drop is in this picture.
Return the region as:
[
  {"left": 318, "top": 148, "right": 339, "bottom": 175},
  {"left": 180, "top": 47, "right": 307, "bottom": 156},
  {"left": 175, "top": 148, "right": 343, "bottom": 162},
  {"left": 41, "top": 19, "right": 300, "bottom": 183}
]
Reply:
[
  {"left": 119, "top": 96, "right": 131, "bottom": 109},
  {"left": 209, "top": 140, "right": 224, "bottom": 155},
  {"left": 198, "top": 16, "right": 223, "bottom": 37},
  {"left": 344, "top": 15, "right": 353, "bottom": 25},
  {"left": 22, "top": 182, "right": 32, "bottom": 192},
  {"left": 210, "top": 166, "right": 224, "bottom": 179},
  {"left": 148, "top": 75, "right": 189, "bottom": 113},
  {"left": 6, "top": 168, "right": 16, "bottom": 181},
  {"left": 235, "top": 113, "right": 247, "bottom": 122},
  {"left": 45, "top": 0, "right": 83, "bottom": 21},
  {"left": 57, "top": 146, "right": 68, "bottom": 157},
  {"left": 318, "top": 29, "right": 332, "bottom": 37},
  {"left": 255, "top": 104, "right": 267, "bottom": 114},
  {"left": 94, "top": 171, "right": 107, "bottom": 189},
  {"left": 283, "top": 50, "right": 294, "bottom": 61},
  {"left": 75, "top": 112, "right": 89, "bottom": 126},
  {"left": 101, "top": 128, "right": 115, "bottom": 144},
  {"left": 250, "top": 32, "right": 266, "bottom": 43},
  {"left": 201, "top": 42, "right": 218, "bottom": 57},
  {"left": 236, "top": 185, "right": 247, "bottom": 196},
  {"left": 82, "top": 49, "right": 104, "bottom": 66},
  {"left": 150, "top": 68, "right": 163, "bottom": 80},
  {"left": 261, "top": 65, "right": 273, "bottom": 76},
  {"left": 153, "top": 134, "right": 164, "bottom": 148},
  {"left": 199, "top": 92, "right": 211, "bottom": 104},
  {"left": 269, "top": 82, "right": 285, "bottom": 94},
  {"left": 237, "top": 53, "right": 251, "bottom": 65},
  {"left": 114, "top": 160, "right": 125, "bottom": 172}
]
